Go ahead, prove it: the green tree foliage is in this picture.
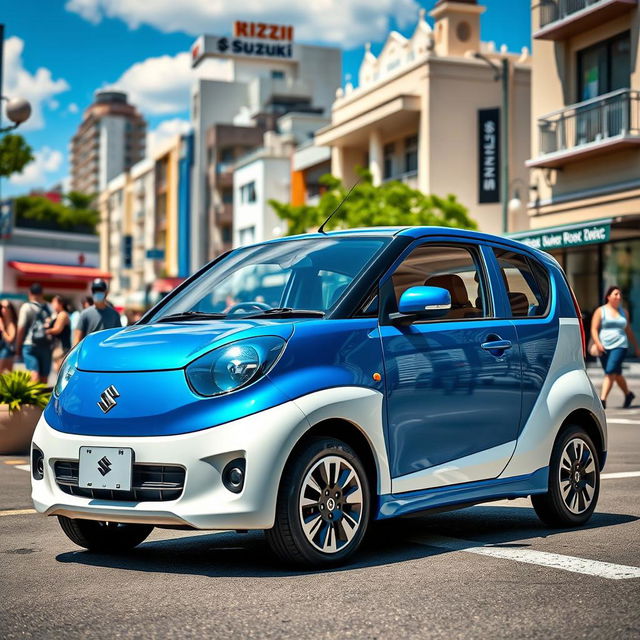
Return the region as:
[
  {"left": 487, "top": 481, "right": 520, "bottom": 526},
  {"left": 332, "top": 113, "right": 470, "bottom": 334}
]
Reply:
[
  {"left": 269, "top": 168, "right": 477, "bottom": 235},
  {"left": 14, "top": 191, "right": 99, "bottom": 234},
  {"left": 0, "top": 134, "right": 34, "bottom": 178}
]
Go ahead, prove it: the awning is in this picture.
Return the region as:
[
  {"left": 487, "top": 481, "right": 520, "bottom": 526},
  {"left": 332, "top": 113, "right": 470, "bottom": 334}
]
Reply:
[
  {"left": 8, "top": 261, "right": 112, "bottom": 281},
  {"left": 153, "top": 277, "right": 185, "bottom": 293}
]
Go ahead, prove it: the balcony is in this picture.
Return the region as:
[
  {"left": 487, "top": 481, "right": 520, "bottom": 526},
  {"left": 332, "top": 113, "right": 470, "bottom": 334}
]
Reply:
[
  {"left": 527, "top": 89, "right": 640, "bottom": 169},
  {"left": 534, "top": 0, "right": 637, "bottom": 40},
  {"left": 215, "top": 203, "right": 233, "bottom": 225}
]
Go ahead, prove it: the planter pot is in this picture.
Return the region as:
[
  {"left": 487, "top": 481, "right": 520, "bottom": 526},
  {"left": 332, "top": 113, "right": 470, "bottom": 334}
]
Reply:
[{"left": 0, "top": 405, "right": 43, "bottom": 455}]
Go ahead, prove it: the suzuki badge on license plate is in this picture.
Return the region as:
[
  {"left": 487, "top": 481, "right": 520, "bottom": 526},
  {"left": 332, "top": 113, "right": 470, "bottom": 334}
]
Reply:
[{"left": 78, "top": 446, "right": 133, "bottom": 491}]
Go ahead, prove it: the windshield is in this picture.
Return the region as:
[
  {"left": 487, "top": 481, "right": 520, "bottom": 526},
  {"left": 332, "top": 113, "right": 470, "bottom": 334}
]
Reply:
[{"left": 148, "top": 237, "right": 390, "bottom": 322}]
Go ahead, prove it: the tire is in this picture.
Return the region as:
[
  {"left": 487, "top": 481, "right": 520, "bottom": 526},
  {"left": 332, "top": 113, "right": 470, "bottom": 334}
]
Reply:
[
  {"left": 266, "top": 437, "right": 371, "bottom": 567},
  {"left": 58, "top": 516, "right": 153, "bottom": 552},
  {"left": 531, "top": 424, "right": 600, "bottom": 527}
]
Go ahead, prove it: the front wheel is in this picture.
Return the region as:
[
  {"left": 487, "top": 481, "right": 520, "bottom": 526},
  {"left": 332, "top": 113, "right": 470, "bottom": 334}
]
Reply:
[
  {"left": 266, "top": 437, "right": 370, "bottom": 567},
  {"left": 58, "top": 516, "right": 154, "bottom": 552},
  {"left": 531, "top": 425, "right": 600, "bottom": 527}
]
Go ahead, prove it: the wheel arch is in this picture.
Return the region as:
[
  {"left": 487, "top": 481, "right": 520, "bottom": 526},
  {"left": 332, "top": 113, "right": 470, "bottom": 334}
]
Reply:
[{"left": 560, "top": 409, "right": 606, "bottom": 470}]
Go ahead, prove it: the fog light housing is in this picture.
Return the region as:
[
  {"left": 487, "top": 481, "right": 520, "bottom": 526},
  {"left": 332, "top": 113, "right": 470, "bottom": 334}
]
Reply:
[
  {"left": 222, "top": 458, "right": 246, "bottom": 494},
  {"left": 32, "top": 446, "right": 44, "bottom": 480}
]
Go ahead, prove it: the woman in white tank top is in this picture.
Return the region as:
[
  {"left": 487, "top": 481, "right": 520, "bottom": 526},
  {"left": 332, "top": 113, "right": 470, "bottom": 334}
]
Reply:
[{"left": 590, "top": 285, "right": 640, "bottom": 409}]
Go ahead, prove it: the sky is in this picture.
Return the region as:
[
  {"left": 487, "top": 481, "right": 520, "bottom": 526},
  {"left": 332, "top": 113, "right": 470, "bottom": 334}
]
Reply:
[{"left": 1, "top": 0, "right": 531, "bottom": 197}]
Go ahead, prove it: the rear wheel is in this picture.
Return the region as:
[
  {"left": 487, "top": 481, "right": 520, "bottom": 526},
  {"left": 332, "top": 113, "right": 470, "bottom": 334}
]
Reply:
[
  {"left": 531, "top": 425, "right": 600, "bottom": 527},
  {"left": 266, "top": 437, "right": 370, "bottom": 567},
  {"left": 58, "top": 516, "right": 153, "bottom": 552}
]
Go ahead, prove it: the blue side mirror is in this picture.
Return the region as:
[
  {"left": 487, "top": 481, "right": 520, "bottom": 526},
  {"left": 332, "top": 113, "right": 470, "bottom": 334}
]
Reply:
[{"left": 397, "top": 286, "right": 451, "bottom": 319}]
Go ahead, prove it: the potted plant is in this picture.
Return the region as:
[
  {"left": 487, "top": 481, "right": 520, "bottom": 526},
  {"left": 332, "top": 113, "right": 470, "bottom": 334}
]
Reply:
[{"left": 0, "top": 371, "right": 51, "bottom": 454}]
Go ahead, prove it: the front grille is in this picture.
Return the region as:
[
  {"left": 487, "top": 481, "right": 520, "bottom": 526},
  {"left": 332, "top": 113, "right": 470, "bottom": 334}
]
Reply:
[{"left": 54, "top": 461, "right": 186, "bottom": 502}]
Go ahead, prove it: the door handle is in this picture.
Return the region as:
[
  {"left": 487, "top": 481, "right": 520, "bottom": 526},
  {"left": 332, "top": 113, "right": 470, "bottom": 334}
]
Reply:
[{"left": 480, "top": 339, "right": 512, "bottom": 351}]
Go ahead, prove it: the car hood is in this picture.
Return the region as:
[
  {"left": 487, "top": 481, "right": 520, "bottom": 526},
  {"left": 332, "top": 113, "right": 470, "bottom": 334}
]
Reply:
[{"left": 76, "top": 320, "right": 295, "bottom": 372}]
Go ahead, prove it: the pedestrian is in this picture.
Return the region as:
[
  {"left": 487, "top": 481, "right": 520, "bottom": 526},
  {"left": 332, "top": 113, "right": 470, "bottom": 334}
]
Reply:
[
  {"left": 590, "top": 285, "right": 640, "bottom": 409},
  {"left": 70, "top": 296, "right": 93, "bottom": 331},
  {"left": 0, "top": 299, "right": 18, "bottom": 372},
  {"left": 15, "top": 283, "right": 53, "bottom": 384},
  {"left": 47, "top": 295, "right": 72, "bottom": 372},
  {"left": 74, "top": 279, "right": 121, "bottom": 345}
]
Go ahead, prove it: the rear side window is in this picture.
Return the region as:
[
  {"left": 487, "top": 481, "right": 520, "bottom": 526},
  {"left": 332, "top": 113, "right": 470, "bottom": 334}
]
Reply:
[{"left": 493, "top": 249, "right": 550, "bottom": 317}]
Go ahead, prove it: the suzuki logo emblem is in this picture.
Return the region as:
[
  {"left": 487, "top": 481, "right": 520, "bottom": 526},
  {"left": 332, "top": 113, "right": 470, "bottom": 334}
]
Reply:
[
  {"left": 97, "top": 385, "right": 120, "bottom": 414},
  {"left": 97, "top": 456, "right": 112, "bottom": 476}
]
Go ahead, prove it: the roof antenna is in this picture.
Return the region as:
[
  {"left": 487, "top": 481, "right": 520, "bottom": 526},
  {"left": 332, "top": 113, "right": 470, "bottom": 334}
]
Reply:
[{"left": 318, "top": 178, "right": 361, "bottom": 235}]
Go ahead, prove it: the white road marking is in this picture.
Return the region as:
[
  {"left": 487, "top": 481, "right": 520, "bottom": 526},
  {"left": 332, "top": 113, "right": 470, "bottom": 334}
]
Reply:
[
  {"left": 15, "top": 464, "right": 30, "bottom": 472},
  {"left": 601, "top": 470, "right": 640, "bottom": 480},
  {"left": 411, "top": 535, "right": 640, "bottom": 580},
  {"left": 607, "top": 419, "right": 640, "bottom": 425},
  {"left": 0, "top": 508, "right": 37, "bottom": 517}
]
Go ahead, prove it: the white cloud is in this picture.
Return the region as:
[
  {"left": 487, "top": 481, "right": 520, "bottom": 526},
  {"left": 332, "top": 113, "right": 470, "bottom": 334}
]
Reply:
[
  {"left": 9, "top": 147, "right": 64, "bottom": 188},
  {"left": 68, "top": 102, "right": 79, "bottom": 114},
  {"left": 147, "top": 118, "right": 192, "bottom": 155},
  {"left": 2, "top": 37, "right": 69, "bottom": 131},
  {"left": 107, "top": 51, "right": 231, "bottom": 115},
  {"left": 65, "top": 0, "right": 418, "bottom": 48}
]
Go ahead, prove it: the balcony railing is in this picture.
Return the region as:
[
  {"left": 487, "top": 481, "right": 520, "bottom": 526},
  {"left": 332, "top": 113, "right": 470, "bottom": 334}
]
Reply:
[
  {"left": 528, "top": 89, "right": 640, "bottom": 168},
  {"left": 534, "top": 0, "right": 636, "bottom": 40}
]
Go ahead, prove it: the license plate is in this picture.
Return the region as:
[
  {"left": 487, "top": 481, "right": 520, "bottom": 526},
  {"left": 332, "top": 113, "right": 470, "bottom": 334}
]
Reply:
[{"left": 78, "top": 447, "right": 133, "bottom": 491}]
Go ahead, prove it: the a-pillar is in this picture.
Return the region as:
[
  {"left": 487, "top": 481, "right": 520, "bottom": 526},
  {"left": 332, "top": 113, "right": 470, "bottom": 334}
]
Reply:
[{"left": 369, "top": 129, "right": 383, "bottom": 186}]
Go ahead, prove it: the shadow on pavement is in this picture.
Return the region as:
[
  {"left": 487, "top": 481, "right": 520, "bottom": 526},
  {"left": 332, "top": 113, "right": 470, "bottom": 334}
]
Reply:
[{"left": 55, "top": 504, "right": 638, "bottom": 578}]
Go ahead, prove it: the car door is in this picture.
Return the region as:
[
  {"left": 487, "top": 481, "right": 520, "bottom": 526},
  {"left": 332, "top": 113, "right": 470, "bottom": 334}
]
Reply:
[{"left": 378, "top": 240, "right": 522, "bottom": 493}]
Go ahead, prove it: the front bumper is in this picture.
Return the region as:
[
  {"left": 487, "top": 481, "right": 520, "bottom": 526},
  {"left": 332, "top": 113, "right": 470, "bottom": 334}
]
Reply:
[{"left": 31, "top": 400, "right": 309, "bottom": 530}]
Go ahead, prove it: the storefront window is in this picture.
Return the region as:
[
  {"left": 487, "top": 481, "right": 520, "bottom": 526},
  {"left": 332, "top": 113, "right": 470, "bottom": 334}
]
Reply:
[{"left": 603, "top": 240, "right": 640, "bottom": 343}]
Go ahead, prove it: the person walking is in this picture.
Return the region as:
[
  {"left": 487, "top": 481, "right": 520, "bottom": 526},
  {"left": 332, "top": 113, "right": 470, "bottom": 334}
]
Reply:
[
  {"left": 74, "top": 279, "right": 121, "bottom": 345},
  {"left": 70, "top": 296, "right": 93, "bottom": 331},
  {"left": 0, "top": 300, "right": 18, "bottom": 372},
  {"left": 15, "top": 283, "right": 53, "bottom": 384},
  {"left": 47, "top": 295, "right": 72, "bottom": 372},
  {"left": 590, "top": 285, "right": 640, "bottom": 409}
]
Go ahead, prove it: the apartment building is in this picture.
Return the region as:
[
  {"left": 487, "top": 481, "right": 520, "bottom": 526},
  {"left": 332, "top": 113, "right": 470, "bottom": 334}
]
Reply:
[
  {"left": 512, "top": 0, "right": 640, "bottom": 338},
  {"left": 70, "top": 90, "right": 146, "bottom": 194},
  {"left": 315, "top": 0, "right": 532, "bottom": 235}
]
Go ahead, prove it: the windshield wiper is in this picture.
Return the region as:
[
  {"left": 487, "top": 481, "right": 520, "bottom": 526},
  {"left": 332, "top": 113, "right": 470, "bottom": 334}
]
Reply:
[
  {"left": 241, "top": 307, "right": 325, "bottom": 319},
  {"left": 157, "top": 311, "right": 227, "bottom": 323}
]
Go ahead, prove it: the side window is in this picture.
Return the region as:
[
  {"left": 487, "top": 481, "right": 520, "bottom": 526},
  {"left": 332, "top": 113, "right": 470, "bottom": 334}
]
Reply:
[
  {"left": 390, "top": 244, "right": 490, "bottom": 320},
  {"left": 493, "top": 249, "right": 550, "bottom": 317}
]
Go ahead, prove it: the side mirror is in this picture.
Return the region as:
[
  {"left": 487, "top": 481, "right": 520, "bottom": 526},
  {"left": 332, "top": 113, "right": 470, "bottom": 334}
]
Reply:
[{"left": 391, "top": 286, "right": 451, "bottom": 322}]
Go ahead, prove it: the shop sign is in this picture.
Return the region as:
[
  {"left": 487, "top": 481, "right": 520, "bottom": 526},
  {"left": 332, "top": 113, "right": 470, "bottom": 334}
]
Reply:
[
  {"left": 146, "top": 248, "right": 165, "bottom": 260},
  {"left": 478, "top": 108, "right": 500, "bottom": 204},
  {"left": 192, "top": 24, "right": 295, "bottom": 67},
  {"left": 514, "top": 222, "right": 611, "bottom": 251}
]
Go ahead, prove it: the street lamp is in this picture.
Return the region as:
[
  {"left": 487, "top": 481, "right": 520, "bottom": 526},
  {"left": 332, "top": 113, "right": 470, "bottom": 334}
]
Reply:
[
  {"left": 474, "top": 51, "right": 509, "bottom": 234},
  {"left": 2, "top": 97, "right": 32, "bottom": 132}
]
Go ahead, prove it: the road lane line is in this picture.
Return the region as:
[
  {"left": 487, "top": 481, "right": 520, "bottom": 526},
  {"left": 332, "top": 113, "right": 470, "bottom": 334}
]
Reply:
[
  {"left": 411, "top": 535, "right": 640, "bottom": 580},
  {"left": 601, "top": 470, "right": 640, "bottom": 480},
  {"left": 3, "top": 460, "right": 28, "bottom": 465},
  {"left": 0, "top": 508, "right": 37, "bottom": 517},
  {"left": 14, "top": 464, "right": 30, "bottom": 472},
  {"left": 607, "top": 419, "right": 640, "bottom": 424}
]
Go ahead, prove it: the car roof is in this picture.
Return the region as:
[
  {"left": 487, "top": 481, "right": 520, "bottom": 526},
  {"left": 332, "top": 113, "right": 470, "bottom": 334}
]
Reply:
[{"left": 266, "top": 226, "right": 547, "bottom": 257}]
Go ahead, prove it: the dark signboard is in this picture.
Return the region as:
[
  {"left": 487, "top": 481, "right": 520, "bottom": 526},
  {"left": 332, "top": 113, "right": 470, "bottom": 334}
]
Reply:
[
  {"left": 122, "top": 235, "right": 133, "bottom": 268},
  {"left": 478, "top": 108, "right": 500, "bottom": 204},
  {"left": 0, "top": 199, "right": 15, "bottom": 239}
]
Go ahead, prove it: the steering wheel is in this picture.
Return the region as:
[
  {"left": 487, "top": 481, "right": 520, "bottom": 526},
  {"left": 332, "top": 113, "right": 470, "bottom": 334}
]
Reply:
[{"left": 226, "top": 301, "right": 271, "bottom": 315}]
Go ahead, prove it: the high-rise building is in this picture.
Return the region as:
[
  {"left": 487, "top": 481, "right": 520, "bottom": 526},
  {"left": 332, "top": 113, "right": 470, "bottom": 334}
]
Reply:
[{"left": 70, "top": 90, "right": 146, "bottom": 195}]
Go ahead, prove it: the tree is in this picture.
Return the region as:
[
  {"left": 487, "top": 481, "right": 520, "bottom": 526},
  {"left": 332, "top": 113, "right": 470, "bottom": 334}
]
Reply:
[
  {"left": 269, "top": 168, "right": 477, "bottom": 236},
  {"left": 15, "top": 192, "right": 99, "bottom": 234},
  {"left": 0, "top": 134, "right": 34, "bottom": 178}
]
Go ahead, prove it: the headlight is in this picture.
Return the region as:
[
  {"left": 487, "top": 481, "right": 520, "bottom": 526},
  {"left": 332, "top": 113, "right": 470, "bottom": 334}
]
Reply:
[
  {"left": 185, "top": 336, "right": 286, "bottom": 397},
  {"left": 53, "top": 344, "right": 80, "bottom": 397}
]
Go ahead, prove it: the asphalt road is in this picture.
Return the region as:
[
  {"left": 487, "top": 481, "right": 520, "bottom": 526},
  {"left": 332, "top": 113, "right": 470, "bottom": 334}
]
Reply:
[{"left": 1, "top": 388, "right": 639, "bottom": 639}]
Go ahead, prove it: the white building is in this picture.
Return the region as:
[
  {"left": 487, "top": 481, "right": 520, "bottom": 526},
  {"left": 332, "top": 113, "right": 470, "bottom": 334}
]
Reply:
[{"left": 189, "top": 26, "right": 341, "bottom": 267}]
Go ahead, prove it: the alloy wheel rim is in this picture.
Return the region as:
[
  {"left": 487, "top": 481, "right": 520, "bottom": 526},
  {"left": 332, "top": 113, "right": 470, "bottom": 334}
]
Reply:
[
  {"left": 298, "top": 455, "right": 363, "bottom": 554},
  {"left": 558, "top": 437, "right": 597, "bottom": 515}
]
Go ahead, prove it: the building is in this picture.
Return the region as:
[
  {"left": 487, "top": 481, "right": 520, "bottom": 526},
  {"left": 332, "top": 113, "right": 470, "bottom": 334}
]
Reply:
[
  {"left": 512, "top": 0, "right": 640, "bottom": 340},
  {"left": 70, "top": 90, "right": 146, "bottom": 195},
  {"left": 98, "top": 133, "right": 192, "bottom": 310},
  {"left": 314, "top": 1, "right": 532, "bottom": 235},
  {"left": 189, "top": 24, "right": 341, "bottom": 267}
]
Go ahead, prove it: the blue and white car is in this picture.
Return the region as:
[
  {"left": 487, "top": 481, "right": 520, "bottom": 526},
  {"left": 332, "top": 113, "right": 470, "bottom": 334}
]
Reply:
[{"left": 32, "top": 227, "right": 606, "bottom": 566}]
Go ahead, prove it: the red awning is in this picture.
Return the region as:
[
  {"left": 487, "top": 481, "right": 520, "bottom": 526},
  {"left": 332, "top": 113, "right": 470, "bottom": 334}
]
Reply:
[
  {"left": 153, "top": 277, "right": 185, "bottom": 293},
  {"left": 8, "top": 261, "right": 112, "bottom": 281}
]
